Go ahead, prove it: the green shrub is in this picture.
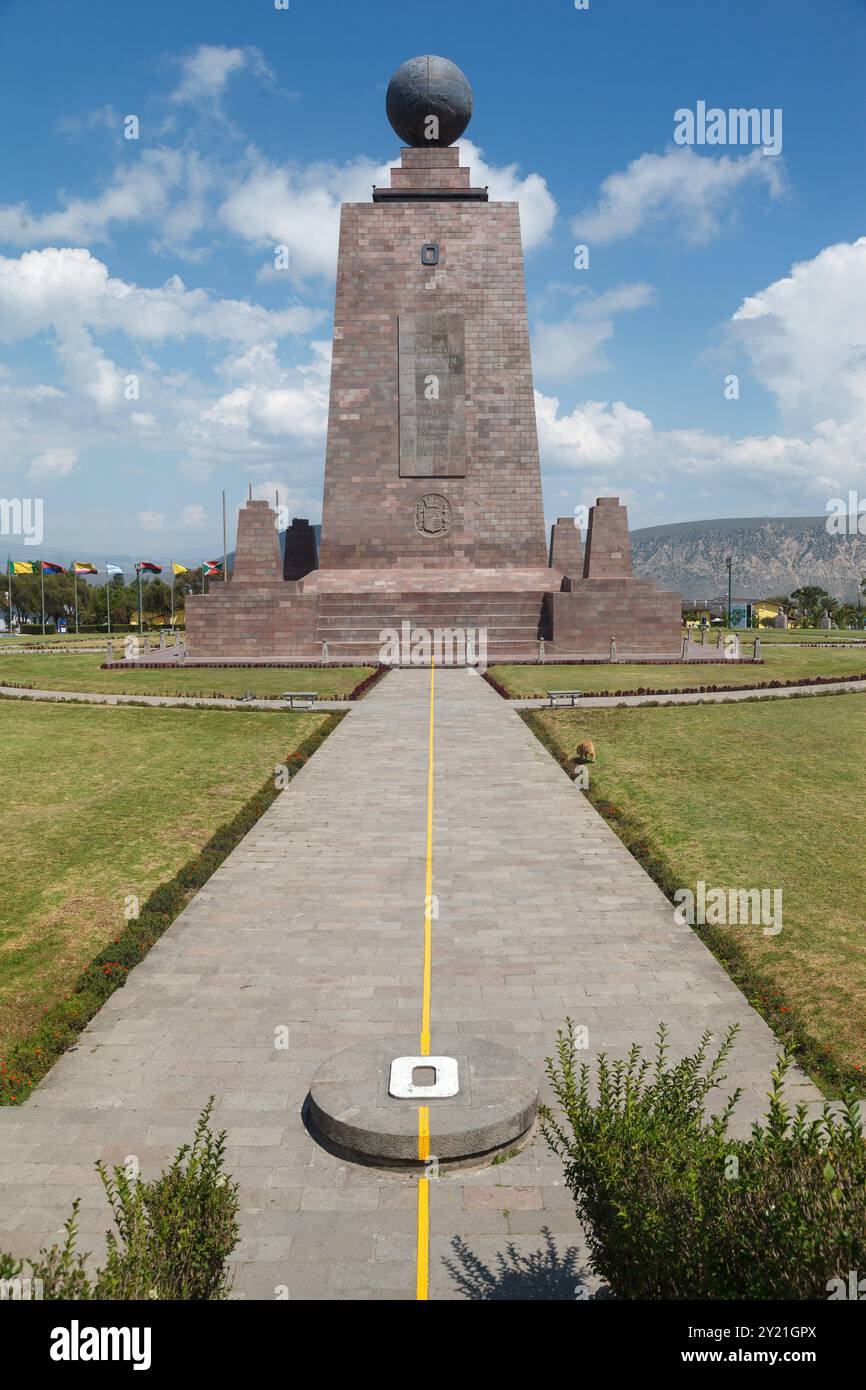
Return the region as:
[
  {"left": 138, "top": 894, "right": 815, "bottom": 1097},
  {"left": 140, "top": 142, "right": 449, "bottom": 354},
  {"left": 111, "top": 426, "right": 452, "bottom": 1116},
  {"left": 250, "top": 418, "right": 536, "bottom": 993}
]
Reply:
[
  {"left": 0, "top": 1100, "right": 239, "bottom": 1300},
  {"left": 542, "top": 1022, "right": 866, "bottom": 1299}
]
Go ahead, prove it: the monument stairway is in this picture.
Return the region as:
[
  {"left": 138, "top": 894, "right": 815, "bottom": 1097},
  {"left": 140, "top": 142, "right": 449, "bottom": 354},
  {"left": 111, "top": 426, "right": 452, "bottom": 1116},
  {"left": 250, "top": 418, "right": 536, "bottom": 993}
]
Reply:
[{"left": 313, "top": 589, "right": 547, "bottom": 661}]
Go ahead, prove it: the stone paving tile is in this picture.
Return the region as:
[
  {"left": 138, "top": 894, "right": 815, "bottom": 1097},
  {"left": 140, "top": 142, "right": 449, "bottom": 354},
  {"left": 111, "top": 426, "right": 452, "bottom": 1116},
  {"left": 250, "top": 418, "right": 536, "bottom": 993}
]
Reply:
[{"left": 0, "top": 668, "right": 823, "bottom": 1301}]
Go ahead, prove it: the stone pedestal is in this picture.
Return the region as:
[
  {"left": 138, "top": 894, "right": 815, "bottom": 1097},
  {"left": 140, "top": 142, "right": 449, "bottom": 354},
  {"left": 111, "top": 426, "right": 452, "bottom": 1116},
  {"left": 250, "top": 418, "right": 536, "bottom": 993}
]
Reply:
[
  {"left": 283, "top": 518, "right": 318, "bottom": 582},
  {"left": 543, "top": 498, "right": 681, "bottom": 658},
  {"left": 583, "top": 497, "right": 633, "bottom": 578},
  {"left": 549, "top": 517, "right": 584, "bottom": 579}
]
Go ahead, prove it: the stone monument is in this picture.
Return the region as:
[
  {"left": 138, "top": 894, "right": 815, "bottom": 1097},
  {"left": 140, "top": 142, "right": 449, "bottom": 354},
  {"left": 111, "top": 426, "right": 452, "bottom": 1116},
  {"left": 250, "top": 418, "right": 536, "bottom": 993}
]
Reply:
[{"left": 186, "top": 57, "right": 681, "bottom": 662}]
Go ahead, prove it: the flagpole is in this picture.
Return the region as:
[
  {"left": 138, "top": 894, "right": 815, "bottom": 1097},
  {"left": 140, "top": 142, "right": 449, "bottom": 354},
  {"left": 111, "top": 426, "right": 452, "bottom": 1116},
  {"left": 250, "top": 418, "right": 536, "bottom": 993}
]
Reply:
[
  {"left": 222, "top": 490, "right": 227, "bottom": 582},
  {"left": 137, "top": 563, "right": 144, "bottom": 637},
  {"left": 74, "top": 567, "right": 79, "bottom": 634},
  {"left": 40, "top": 561, "right": 45, "bottom": 635},
  {"left": 6, "top": 557, "right": 12, "bottom": 636},
  {"left": 105, "top": 560, "right": 111, "bottom": 638},
  {"left": 170, "top": 560, "right": 175, "bottom": 629}
]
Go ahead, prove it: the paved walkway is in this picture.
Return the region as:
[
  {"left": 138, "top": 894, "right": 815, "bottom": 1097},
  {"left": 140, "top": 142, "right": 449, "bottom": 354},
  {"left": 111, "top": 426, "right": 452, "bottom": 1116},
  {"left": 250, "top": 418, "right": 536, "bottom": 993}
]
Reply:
[
  {"left": 0, "top": 669, "right": 821, "bottom": 1300},
  {"left": 4, "top": 674, "right": 866, "bottom": 716},
  {"left": 513, "top": 677, "right": 866, "bottom": 709},
  {"left": 0, "top": 685, "right": 349, "bottom": 712}
]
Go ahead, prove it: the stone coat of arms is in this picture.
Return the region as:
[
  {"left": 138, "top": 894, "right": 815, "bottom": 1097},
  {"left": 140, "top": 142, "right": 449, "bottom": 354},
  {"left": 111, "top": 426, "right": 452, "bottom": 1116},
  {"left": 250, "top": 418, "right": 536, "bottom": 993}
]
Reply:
[{"left": 415, "top": 494, "right": 452, "bottom": 536}]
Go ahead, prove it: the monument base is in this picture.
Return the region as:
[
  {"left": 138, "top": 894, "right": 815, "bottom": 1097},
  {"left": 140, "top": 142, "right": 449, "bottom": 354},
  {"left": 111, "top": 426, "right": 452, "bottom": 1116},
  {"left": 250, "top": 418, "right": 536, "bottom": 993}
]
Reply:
[{"left": 185, "top": 497, "right": 683, "bottom": 663}]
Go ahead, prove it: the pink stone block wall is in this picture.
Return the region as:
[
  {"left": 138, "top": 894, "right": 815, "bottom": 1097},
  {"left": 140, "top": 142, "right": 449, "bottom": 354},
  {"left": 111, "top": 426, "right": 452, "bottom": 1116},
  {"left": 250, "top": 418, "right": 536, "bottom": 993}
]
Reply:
[
  {"left": 318, "top": 146, "right": 547, "bottom": 571},
  {"left": 583, "top": 498, "right": 634, "bottom": 579}
]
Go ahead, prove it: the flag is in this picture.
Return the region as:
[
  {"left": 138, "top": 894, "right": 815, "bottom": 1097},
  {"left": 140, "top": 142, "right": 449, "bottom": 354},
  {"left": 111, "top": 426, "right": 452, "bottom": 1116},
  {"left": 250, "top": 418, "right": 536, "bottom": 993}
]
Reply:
[
  {"left": 73, "top": 561, "right": 97, "bottom": 575},
  {"left": 106, "top": 563, "right": 124, "bottom": 576},
  {"left": 171, "top": 562, "right": 189, "bottom": 575},
  {"left": 137, "top": 561, "right": 162, "bottom": 574},
  {"left": 202, "top": 559, "right": 224, "bottom": 578},
  {"left": 8, "top": 560, "right": 36, "bottom": 574},
  {"left": 41, "top": 561, "right": 66, "bottom": 574}
]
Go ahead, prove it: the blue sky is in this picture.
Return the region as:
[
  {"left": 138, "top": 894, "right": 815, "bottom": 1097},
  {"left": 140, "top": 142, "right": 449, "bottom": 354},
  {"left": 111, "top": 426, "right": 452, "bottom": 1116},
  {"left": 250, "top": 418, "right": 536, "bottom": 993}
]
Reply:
[{"left": 0, "top": 0, "right": 864, "bottom": 560}]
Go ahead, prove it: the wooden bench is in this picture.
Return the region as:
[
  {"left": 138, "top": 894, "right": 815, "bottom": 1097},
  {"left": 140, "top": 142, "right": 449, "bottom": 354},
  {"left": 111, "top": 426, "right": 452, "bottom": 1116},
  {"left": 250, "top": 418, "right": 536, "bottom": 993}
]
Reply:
[
  {"left": 280, "top": 690, "right": 319, "bottom": 710},
  {"left": 547, "top": 689, "right": 582, "bottom": 707}
]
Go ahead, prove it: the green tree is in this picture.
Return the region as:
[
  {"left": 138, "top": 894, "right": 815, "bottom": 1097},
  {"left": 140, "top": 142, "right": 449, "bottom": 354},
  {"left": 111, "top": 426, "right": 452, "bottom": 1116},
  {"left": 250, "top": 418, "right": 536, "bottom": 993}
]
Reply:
[{"left": 790, "top": 585, "right": 833, "bottom": 627}]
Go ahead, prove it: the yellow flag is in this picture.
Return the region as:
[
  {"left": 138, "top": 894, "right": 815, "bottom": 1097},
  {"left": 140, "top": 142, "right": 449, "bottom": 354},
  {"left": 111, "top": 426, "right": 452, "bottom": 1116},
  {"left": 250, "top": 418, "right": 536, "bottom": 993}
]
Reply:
[{"left": 171, "top": 562, "right": 188, "bottom": 575}]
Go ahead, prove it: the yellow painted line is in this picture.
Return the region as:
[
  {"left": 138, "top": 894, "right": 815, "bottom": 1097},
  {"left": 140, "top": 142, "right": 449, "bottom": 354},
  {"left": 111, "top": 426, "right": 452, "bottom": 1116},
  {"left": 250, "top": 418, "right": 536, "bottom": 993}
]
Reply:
[
  {"left": 416, "top": 660, "right": 436, "bottom": 1301},
  {"left": 416, "top": 1174, "right": 430, "bottom": 1301},
  {"left": 417, "top": 1109, "right": 431, "bottom": 1299},
  {"left": 418, "top": 1103, "right": 431, "bottom": 1161},
  {"left": 420, "top": 657, "right": 435, "bottom": 1056}
]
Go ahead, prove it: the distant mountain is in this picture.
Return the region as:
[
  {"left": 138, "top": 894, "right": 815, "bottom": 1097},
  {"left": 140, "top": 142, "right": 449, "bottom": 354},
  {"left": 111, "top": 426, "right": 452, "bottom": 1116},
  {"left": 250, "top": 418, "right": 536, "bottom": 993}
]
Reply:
[
  {"left": 629, "top": 516, "right": 866, "bottom": 601},
  {"left": 56, "top": 518, "right": 864, "bottom": 601}
]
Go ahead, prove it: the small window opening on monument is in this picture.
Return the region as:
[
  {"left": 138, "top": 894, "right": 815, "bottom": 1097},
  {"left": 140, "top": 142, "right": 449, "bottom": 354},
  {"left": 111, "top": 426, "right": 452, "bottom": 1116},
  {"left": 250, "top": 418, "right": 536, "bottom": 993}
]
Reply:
[
  {"left": 412, "top": 1066, "right": 437, "bottom": 1087},
  {"left": 421, "top": 241, "right": 439, "bottom": 266}
]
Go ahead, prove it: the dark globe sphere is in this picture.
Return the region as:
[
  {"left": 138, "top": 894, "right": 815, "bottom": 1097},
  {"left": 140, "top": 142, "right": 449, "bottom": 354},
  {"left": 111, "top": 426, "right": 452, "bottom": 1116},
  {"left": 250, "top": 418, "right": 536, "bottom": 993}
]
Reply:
[{"left": 386, "top": 55, "right": 472, "bottom": 148}]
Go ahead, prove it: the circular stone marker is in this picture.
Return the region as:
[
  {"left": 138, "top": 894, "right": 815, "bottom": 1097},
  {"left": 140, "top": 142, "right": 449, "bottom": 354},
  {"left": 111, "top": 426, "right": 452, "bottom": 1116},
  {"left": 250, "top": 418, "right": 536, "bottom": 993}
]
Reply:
[{"left": 308, "top": 1035, "right": 538, "bottom": 1167}]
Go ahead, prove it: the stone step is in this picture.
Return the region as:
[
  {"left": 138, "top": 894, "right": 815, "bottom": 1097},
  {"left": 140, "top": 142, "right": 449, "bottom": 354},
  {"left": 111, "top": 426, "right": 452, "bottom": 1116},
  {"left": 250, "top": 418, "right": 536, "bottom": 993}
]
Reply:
[
  {"left": 315, "top": 616, "right": 541, "bottom": 629},
  {"left": 320, "top": 640, "right": 542, "bottom": 660}
]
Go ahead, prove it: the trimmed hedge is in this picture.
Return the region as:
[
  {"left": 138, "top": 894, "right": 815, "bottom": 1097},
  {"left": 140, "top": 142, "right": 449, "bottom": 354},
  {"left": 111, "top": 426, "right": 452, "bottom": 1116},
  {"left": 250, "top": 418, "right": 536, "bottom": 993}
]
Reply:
[
  {"left": 349, "top": 664, "right": 389, "bottom": 699},
  {"left": 0, "top": 714, "right": 344, "bottom": 1104}
]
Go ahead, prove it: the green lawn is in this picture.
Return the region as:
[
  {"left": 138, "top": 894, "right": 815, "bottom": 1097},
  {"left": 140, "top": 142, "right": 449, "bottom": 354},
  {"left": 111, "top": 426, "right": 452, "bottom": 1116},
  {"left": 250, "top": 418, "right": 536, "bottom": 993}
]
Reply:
[
  {"left": 530, "top": 694, "right": 866, "bottom": 1090},
  {"left": 0, "top": 700, "right": 329, "bottom": 1054},
  {"left": 491, "top": 645, "right": 866, "bottom": 697},
  {"left": 0, "top": 652, "right": 374, "bottom": 698}
]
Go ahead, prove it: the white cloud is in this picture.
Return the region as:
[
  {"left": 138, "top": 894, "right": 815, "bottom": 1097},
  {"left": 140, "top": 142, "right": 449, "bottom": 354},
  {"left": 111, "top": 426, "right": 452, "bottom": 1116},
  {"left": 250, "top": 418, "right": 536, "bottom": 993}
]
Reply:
[
  {"left": 196, "top": 340, "right": 330, "bottom": 444},
  {"left": 28, "top": 447, "right": 78, "bottom": 479},
  {"left": 0, "top": 247, "right": 330, "bottom": 490},
  {"left": 573, "top": 147, "right": 785, "bottom": 245},
  {"left": 138, "top": 504, "right": 206, "bottom": 531},
  {"left": 219, "top": 154, "right": 386, "bottom": 282},
  {"left": 219, "top": 138, "right": 556, "bottom": 282},
  {"left": 537, "top": 391, "right": 865, "bottom": 521},
  {"left": 0, "top": 149, "right": 188, "bottom": 247},
  {"left": 169, "top": 45, "right": 275, "bottom": 107},
  {"left": 533, "top": 237, "right": 866, "bottom": 514},
  {"left": 730, "top": 236, "right": 866, "bottom": 423},
  {"left": 459, "top": 140, "right": 557, "bottom": 252},
  {"left": 55, "top": 105, "right": 119, "bottom": 140},
  {"left": 535, "top": 236, "right": 866, "bottom": 522},
  {"left": 0, "top": 247, "right": 321, "bottom": 355},
  {"left": 532, "top": 282, "right": 656, "bottom": 381}
]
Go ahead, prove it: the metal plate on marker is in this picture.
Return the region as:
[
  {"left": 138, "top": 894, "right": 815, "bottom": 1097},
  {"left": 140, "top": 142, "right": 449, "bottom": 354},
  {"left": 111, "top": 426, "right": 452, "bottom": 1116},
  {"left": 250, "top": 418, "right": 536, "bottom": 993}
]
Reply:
[{"left": 389, "top": 1055, "right": 459, "bottom": 1098}]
